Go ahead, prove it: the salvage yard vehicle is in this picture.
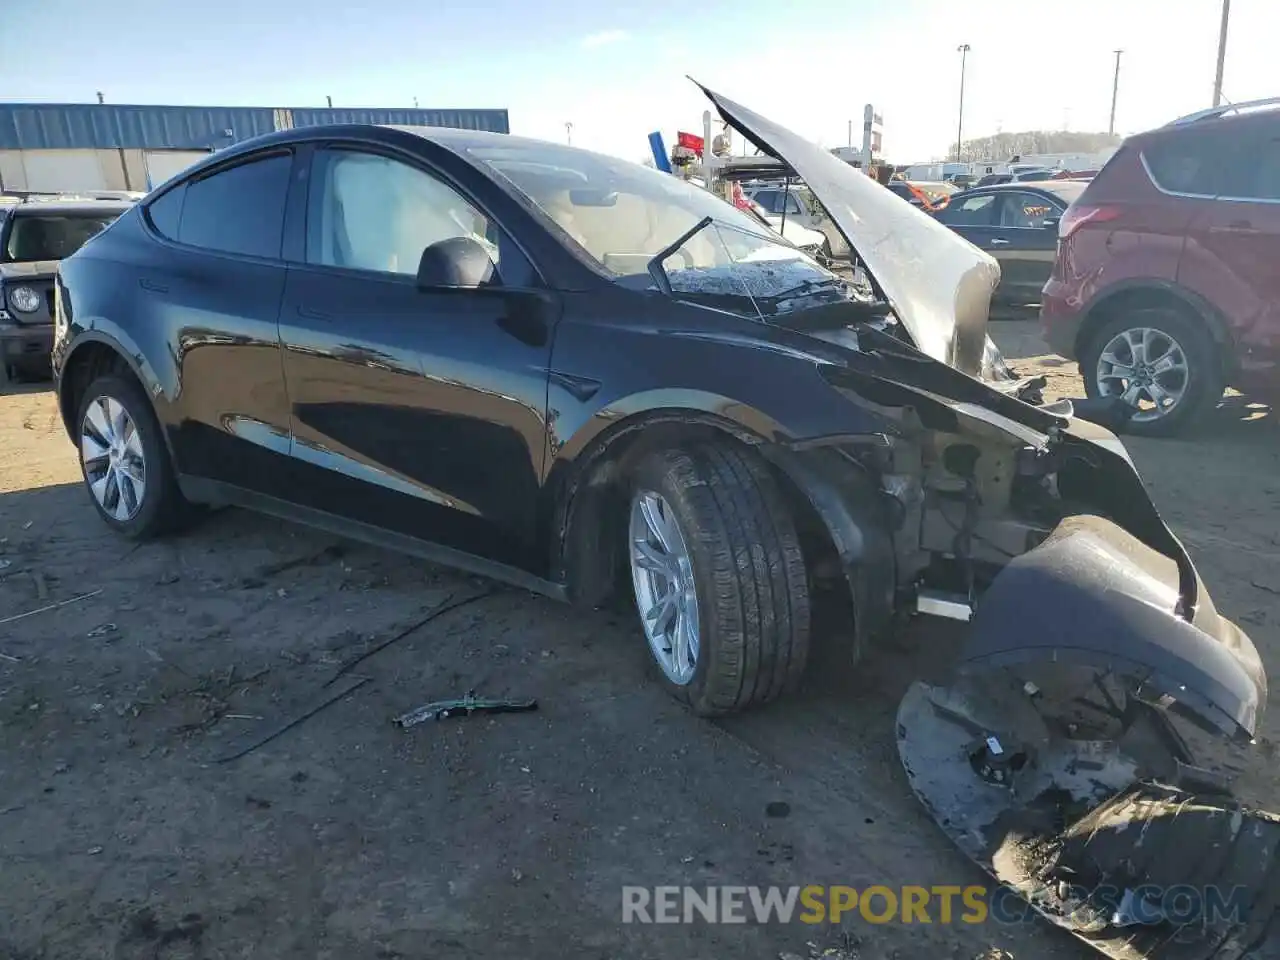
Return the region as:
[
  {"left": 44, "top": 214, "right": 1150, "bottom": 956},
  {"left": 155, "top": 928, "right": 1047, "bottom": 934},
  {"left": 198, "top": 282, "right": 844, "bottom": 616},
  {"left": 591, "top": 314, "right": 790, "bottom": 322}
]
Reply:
[
  {"left": 1, "top": 194, "right": 131, "bottom": 380},
  {"left": 52, "top": 84, "right": 1275, "bottom": 959},
  {"left": 933, "top": 181, "right": 1084, "bottom": 308},
  {"left": 1042, "top": 97, "right": 1280, "bottom": 436}
]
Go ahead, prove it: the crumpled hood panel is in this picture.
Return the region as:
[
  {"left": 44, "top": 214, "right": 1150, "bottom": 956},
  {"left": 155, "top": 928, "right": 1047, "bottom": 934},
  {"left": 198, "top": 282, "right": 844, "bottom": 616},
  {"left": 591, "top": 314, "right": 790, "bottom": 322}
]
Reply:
[{"left": 697, "top": 83, "right": 1001, "bottom": 377}]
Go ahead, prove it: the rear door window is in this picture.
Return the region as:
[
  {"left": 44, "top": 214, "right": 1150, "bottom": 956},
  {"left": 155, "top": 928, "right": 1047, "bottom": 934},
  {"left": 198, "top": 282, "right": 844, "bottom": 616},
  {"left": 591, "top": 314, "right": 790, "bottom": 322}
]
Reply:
[
  {"left": 175, "top": 152, "right": 293, "bottom": 259},
  {"left": 998, "top": 192, "right": 1060, "bottom": 228}
]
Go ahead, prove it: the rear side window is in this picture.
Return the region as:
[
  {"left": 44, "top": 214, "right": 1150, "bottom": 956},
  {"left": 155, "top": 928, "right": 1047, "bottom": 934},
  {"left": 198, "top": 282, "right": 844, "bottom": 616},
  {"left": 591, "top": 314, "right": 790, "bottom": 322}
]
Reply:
[
  {"left": 175, "top": 153, "right": 292, "bottom": 258},
  {"left": 1143, "top": 136, "right": 1219, "bottom": 195},
  {"left": 146, "top": 186, "right": 184, "bottom": 239}
]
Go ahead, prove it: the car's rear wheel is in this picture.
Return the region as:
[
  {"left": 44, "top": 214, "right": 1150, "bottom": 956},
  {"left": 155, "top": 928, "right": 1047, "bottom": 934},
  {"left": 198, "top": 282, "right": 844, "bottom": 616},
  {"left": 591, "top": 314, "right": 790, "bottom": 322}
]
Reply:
[
  {"left": 76, "top": 373, "right": 190, "bottom": 538},
  {"left": 627, "top": 443, "right": 810, "bottom": 715},
  {"left": 1080, "top": 307, "right": 1223, "bottom": 437}
]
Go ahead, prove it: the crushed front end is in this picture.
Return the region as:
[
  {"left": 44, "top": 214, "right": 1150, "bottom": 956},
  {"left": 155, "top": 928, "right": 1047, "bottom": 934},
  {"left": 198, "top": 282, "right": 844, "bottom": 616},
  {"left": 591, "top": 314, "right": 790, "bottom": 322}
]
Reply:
[{"left": 766, "top": 328, "right": 1271, "bottom": 960}]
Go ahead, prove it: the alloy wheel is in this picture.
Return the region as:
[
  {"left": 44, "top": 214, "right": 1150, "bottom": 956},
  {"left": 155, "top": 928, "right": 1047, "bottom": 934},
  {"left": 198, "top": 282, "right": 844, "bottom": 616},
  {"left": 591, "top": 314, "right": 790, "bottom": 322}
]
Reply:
[
  {"left": 629, "top": 490, "right": 700, "bottom": 686},
  {"left": 1095, "top": 326, "right": 1190, "bottom": 423},
  {"left": 80, "top": 396, "right": 147, "bottom": 522}
]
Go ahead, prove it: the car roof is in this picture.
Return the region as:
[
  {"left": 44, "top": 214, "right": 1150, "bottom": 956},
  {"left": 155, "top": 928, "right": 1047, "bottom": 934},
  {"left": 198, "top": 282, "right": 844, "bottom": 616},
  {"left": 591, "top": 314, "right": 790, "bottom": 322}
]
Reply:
[{"left": 956, "top": 180, "right": 1086, "bottom": 203}]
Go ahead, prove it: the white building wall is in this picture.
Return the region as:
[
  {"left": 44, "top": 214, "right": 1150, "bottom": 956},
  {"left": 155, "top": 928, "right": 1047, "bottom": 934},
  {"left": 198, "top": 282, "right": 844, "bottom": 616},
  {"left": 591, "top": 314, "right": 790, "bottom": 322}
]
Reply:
[
  {"left": 0, "top": 148, "right": 204, "bottom": 193},
  {"left": 143, "top": 150, "right": 211, "bottom": 189}
]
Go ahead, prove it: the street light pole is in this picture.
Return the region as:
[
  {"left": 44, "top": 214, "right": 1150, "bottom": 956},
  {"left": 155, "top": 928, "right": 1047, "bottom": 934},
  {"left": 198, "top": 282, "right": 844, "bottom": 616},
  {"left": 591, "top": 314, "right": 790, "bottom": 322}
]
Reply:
[
  {"left": 1109, "top": 49, "right": 1123, "bottom": 137},
  {"left": 565, "top": 121, "right": 573, "bottom": 146},
  {"left": 1213, "top": 0, "right": 1231, "bottom": 107},
  {"left": 955, "top": 44, "right": 971, "bottom": 163}
]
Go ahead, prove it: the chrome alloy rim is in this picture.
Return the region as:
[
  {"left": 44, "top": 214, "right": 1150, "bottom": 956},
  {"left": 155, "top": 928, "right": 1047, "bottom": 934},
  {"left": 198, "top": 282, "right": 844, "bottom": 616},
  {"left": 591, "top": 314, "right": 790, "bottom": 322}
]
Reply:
[
  {"left": 80, "top": 396, "right": 146, "bottom": 521},
  {"left": 1095, "top": 326, "right": 1190, "bottom": 423},
  {"left": 629, "top": 490, "right": 700, "bottom": 686}
]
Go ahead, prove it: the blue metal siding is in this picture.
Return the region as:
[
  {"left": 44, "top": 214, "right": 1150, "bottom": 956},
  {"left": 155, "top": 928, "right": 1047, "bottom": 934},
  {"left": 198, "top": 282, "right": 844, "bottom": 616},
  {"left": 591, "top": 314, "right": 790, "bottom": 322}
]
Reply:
[
  {"left": 0, "top": 104, "right": 509, "bottom": 150},
  {"left": 288, "top": 108, "right": 509, "bottom": 133}
]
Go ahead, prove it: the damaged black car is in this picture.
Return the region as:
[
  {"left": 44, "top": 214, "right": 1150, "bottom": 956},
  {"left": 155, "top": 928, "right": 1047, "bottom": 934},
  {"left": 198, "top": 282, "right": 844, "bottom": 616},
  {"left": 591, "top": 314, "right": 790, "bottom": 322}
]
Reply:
[{"left": 53, "top": 85, "right": 1271, "bottom": 958}]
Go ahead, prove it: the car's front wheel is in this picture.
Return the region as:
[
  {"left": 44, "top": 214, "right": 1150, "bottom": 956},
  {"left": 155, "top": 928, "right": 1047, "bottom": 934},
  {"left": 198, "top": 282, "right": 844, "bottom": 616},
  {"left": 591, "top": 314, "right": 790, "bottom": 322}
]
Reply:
[
  {"left": 76, "top": 373, "right": 190, "bottom": 538},
  {"left": 1080, "top": 307, "right": 1223, "bottom": 437},
  {"left": 627, "top": 443, "right": 810, "bottom": 715}
]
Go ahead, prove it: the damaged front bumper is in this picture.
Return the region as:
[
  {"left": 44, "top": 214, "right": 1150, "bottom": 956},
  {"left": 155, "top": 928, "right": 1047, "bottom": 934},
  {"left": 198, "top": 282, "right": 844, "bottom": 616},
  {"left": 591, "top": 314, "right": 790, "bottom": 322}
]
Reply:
[{"left": 898, "top": 516, "right": 1272, "bottom": 959}]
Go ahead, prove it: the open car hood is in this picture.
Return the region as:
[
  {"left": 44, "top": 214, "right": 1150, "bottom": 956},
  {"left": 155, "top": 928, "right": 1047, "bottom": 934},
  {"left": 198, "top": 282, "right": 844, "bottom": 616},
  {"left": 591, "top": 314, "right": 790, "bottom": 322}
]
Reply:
[{"left": 697, "top": 83, "right": 1000, "bottom": 377}]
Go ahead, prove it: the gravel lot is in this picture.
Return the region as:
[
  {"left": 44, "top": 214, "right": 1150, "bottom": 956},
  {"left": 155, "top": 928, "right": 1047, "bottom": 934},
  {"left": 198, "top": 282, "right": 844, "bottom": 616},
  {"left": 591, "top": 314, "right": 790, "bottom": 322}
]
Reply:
[{"left": 1, "top": 323, "right": 1277, "bottom": 960}]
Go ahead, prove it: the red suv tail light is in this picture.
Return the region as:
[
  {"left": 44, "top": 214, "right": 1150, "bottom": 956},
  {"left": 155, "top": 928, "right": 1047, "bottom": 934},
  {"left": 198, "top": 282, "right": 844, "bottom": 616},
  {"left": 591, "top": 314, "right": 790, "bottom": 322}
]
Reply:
[{"left": 1059, "top": 203, "right": 1121, "bottom": 240}]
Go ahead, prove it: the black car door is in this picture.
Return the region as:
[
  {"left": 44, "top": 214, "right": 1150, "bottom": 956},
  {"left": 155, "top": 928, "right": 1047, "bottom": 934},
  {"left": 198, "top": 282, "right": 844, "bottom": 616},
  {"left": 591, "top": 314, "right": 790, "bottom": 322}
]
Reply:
[
  {"left": 277, "top": 144, "right": 554, "bottom": 574},
  {"left": 137, "top": 150, "right": 296, "bottom": 493},
  {"left": 989, "top": 190, "right": 1063, "bottom": 305}
]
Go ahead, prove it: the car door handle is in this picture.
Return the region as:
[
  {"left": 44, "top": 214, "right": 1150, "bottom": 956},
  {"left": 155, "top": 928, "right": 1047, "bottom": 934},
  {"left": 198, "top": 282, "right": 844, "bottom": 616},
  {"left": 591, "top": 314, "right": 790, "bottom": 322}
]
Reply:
[
  {"left": 990, "top": 237, "right": 1011, "bottom": 245},
  {"left": 296, "top": 305, "right": 335, "bottom": 322},
  {"left": 138, "top": 278, "right": 168, "bottom": 294}
]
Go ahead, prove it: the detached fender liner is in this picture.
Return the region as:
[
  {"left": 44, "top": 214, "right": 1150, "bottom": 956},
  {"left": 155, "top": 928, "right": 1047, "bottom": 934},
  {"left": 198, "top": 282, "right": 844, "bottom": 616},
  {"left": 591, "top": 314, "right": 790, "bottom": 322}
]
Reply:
[
  {"left": 761, "top": 445, "right": 896, "bottom": 662},
  {"left": 962, "top": 514, "right": 1266, "bottom": 741}
]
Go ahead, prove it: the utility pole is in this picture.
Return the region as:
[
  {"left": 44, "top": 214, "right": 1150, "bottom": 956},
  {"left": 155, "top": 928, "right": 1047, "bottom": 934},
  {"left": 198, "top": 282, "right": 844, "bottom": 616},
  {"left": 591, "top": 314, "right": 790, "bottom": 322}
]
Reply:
[
  {"left": 1213, "top": 0, "right": 1231, "bottom": 107},
  {"left": 326, "top": 95, "right": 333, "bottom": 108},
  {"left": 96, "top": 91, "right": 104, "bottom": 104},
  {"left": 1109, "top": 49, "right": 1123, "bottom": 136},
  {"left": 955, "top": 44, "right": 970, "bottom": 163},
  {"left": 565, "top": 121, "right": 573, "bottom": 146}
]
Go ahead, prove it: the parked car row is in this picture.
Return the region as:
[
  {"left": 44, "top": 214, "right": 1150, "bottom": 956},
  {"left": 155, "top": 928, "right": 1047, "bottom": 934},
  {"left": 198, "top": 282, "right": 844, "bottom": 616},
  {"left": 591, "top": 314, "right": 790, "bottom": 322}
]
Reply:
[
  {"left": 1042, "top": 97, "right": 1280, "bottom": 435},
  {"left": 0, "top": 192, "right": 134, "bottom": 380},
  {"left": 913, "top": 98, "right": 1279, "bottom": 435}
]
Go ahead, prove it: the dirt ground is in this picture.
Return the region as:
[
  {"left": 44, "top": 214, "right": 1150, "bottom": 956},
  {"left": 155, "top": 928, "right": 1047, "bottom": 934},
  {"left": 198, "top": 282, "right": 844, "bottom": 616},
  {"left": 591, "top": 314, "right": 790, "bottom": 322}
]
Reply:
[{"left": 2, "top": 323, "right": 1278, "bottom": 960}]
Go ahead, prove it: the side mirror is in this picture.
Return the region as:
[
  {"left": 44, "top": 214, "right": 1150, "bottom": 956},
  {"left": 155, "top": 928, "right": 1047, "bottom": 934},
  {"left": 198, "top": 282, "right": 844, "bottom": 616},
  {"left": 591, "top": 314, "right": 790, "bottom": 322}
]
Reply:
[{"left": 416, "top": 236, "right": 500, "bottom": 290}]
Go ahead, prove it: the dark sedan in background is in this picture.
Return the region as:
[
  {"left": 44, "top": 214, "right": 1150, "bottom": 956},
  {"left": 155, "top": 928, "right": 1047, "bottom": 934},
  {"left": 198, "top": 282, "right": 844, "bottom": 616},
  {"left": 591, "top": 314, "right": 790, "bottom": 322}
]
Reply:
[{"left": 931, "top": 181, "right": 1084, "bottom": 309}]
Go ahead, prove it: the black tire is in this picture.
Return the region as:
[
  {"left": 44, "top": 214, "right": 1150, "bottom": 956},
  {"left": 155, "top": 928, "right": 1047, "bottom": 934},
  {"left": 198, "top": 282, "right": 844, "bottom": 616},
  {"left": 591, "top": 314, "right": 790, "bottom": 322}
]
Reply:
[
  {"left": 75, "top": 373, "right": 191, "bottom": 538},
  {"left": 1079, "top": 306, "right": 1223, "bottom": 437},
  {"left": 628, "top": 442, "right": 810, "bottom": 715}
]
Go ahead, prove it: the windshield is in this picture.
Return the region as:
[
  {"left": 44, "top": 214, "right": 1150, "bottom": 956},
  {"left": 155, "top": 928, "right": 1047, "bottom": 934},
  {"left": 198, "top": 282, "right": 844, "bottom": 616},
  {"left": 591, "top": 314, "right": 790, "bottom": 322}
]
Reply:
[
  {"left": 3, "top": 214, "right": 117, "bottom": 262},
  {"left": 462, "top": 140, "right": 833, "bottom": 305}
]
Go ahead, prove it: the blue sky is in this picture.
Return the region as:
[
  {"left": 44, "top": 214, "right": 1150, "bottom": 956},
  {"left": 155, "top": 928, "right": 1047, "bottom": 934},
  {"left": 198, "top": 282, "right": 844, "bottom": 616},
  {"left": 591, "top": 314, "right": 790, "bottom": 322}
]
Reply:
[{"left": 3, "top": 0, "right": 1276, "bottom": 162}]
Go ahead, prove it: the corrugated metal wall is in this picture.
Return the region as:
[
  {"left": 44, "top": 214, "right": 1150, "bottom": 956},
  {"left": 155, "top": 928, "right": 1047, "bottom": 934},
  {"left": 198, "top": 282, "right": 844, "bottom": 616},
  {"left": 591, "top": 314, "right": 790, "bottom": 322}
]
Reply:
[{"left": 0, "top": 103, "right": 510, "bottom": 151}]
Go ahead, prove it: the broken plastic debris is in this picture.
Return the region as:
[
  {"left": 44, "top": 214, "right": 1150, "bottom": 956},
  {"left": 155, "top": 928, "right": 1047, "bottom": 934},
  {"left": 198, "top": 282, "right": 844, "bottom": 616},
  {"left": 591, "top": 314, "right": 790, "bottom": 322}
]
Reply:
[{"left": 986, "top": 735, "right": 1004, "bottom": 756}]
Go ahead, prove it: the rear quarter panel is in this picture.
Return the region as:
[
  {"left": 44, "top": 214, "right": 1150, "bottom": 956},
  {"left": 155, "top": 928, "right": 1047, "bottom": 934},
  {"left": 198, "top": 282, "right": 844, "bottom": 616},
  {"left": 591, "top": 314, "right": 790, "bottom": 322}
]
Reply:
[
  {"left": 1056, "top": 144, "right": 1191, "bottom": 314},
  {"left": 55, "top": 211, "right": 174, "bottom": 405}
]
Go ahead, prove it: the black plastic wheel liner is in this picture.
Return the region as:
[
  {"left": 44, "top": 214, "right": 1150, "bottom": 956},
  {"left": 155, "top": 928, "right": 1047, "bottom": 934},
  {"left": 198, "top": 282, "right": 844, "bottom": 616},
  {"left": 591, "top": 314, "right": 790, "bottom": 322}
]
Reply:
[
  {"left": 896, "top": 677, "right": 1280, "bottom": 960},
  {"left": 961, "top": 514, "right": 1264, "bottom": 741}
]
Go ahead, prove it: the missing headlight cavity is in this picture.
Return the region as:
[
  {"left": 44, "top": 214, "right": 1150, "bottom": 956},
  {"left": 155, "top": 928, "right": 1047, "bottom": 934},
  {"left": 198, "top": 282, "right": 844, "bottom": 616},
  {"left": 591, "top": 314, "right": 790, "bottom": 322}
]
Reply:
[{"left": 897, "top": 670, "right": 1280, "bottom": 960}]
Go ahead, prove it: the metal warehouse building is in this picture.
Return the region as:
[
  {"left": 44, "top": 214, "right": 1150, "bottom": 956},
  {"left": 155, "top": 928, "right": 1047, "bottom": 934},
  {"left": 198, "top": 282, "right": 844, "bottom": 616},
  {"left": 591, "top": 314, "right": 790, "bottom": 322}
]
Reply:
[{"left": 0, "top": 103, "right": 510, "bottom": 194}]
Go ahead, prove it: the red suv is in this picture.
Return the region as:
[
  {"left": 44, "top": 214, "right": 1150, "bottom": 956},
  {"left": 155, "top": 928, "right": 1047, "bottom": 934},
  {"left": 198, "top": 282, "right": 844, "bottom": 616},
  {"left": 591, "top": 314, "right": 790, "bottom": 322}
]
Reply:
[{"left": 1041, "top": 99, "right": 1280, "bottom": 435}]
